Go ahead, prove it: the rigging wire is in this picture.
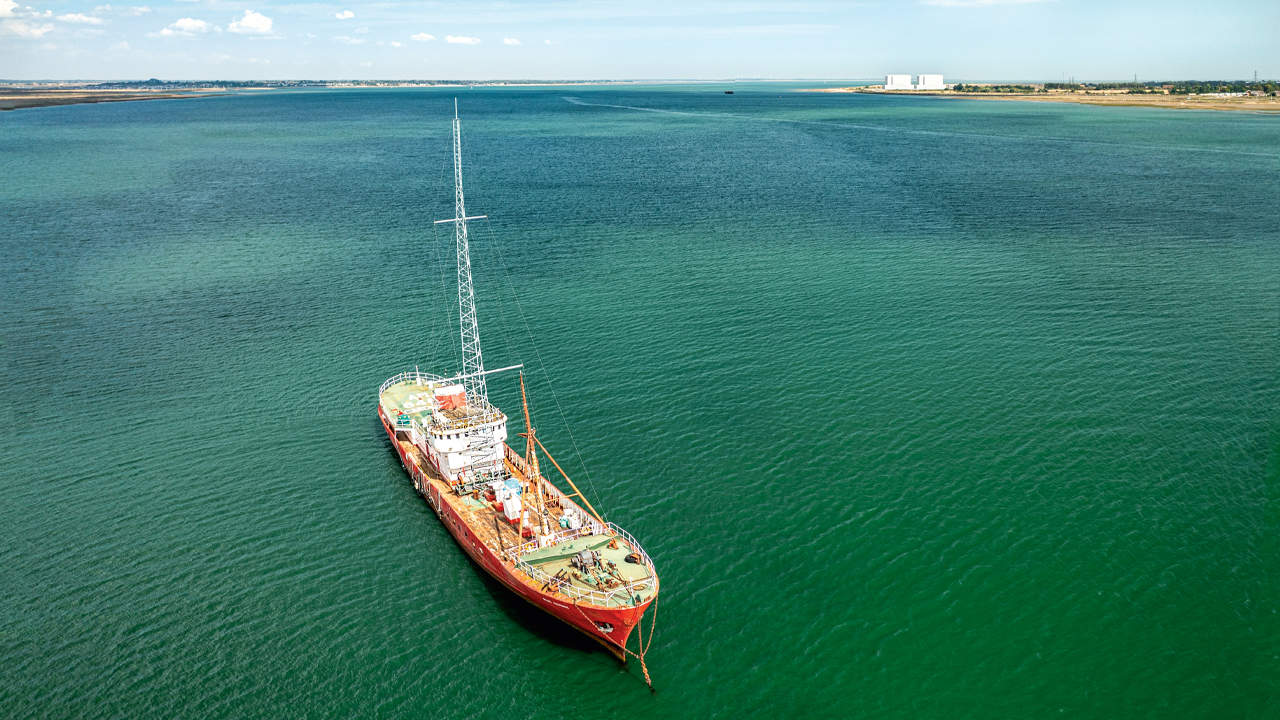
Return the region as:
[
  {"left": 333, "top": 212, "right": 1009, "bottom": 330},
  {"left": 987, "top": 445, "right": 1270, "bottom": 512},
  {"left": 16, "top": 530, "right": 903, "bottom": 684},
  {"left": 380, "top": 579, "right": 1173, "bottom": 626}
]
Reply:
[
  {"left": 423, "top": 184, "right": 457, "bottom": 369},
  {"left": 479, "top": 216, "right": 608, "bottom": 522}
]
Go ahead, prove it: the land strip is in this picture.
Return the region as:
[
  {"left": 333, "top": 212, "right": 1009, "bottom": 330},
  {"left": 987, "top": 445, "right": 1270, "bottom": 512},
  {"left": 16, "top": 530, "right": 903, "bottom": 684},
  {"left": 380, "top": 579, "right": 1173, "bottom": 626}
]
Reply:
[
  {"left": 0, "top": 88, "right": 219, "bottom": 111},
  {"left": 802, "top": 86, "right": 1280, "bottom": 113}
]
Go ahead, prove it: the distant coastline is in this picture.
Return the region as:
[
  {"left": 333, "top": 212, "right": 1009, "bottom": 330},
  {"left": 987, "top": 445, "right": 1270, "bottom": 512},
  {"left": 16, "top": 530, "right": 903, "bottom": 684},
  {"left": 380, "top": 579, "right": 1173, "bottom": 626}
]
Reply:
[
  {"left": 0, "top": 79, "right": 708, "bottom": 111},
  {"left": 0, "top": 87, "right": 221, "bottom": 111},
  {"left": 801, "top": 85, "right": 1280, "bottom": 113}
]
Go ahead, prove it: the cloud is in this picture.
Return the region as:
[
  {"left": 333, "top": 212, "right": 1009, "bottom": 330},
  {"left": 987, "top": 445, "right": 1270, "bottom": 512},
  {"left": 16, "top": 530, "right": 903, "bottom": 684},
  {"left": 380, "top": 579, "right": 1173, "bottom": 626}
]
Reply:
[
  {"left": 94, "top": 2, "right": 149, "bottom": 13},
  {"left": 544, "top": 39, "right": 553, "bottom": 45},
  {"left": 502, "top": 37, "right": 519, "bottom": 45},
  {"left": 0, "top": 0, "right": 16, "bottom": 18},
  {"left": 921, "top": 0, "right": 1047, "bottom": 6},
  {"left": 389, "top": 40, "right": 401, "bottom": 47},
  {"left": 410, "top": 32, "right": 434, "bottom": 42},
  {"left": 228, "top": 9, "right": 272, "bottom": 35},
  {"left": 334, "top": 35, "right": 365, "bottom": 44},
  {"left": 445, "top": 34, "right": 479, "bottom": 45},
  {"left": 57, "top": 13, "right": 105, "bottom": 25},
  {"left": 0, "top": 19, "right": 53, "bottom": 36},
  {"left": 334, "top": 10, "right": 353, "bottom": 20},
  {"left": 153, "top": 17, "right": 211, "bottom": 36}
]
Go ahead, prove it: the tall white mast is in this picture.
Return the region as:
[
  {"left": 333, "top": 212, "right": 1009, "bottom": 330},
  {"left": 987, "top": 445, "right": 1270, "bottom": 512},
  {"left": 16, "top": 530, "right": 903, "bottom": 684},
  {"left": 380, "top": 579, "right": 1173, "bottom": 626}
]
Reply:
[{"left": 445, "top": 99, "right": 487, "bottom": 405}]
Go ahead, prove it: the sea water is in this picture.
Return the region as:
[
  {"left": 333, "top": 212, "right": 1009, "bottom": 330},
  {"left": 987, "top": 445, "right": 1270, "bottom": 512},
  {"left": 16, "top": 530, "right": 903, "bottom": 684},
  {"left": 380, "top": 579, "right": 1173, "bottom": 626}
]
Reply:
[{"left": 2, "top": 85, "right": 1276, "bottom": 718}]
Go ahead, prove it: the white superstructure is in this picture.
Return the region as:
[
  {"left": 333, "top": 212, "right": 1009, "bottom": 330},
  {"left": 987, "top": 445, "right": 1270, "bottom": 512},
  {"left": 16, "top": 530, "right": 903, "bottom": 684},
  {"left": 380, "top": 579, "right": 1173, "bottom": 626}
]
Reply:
[{"left": 383, "top": 100, "right": 519, "bottom": 491}]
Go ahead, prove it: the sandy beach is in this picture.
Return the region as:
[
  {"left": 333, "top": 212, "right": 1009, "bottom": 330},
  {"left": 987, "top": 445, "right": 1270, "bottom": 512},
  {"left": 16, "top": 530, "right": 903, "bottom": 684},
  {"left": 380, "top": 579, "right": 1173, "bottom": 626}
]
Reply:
[
  {"left": 801, "top": 87, "right": 1280, "bottom": 113},
  {"left": 0, "top": 88, "right": 217, "bottom": 111}
]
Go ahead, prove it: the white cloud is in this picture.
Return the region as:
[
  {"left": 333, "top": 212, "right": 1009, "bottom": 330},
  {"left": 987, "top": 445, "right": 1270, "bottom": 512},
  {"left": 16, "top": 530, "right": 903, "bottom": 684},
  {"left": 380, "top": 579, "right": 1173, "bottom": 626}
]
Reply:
[
  {"left": 228, "top": 9, "right": 271, "bottom": 35},
  {"left": 0, "top": 0, "right": 17, "bottom": 18},
  {"left": 57, "top": 13, "right": 105, "bottom": 25},
  {"left": 154, "top": 17, "right": 211, "bottom": 36},
  {"left": 93, "top": 3, "right": 148, "bottom": 13},
  {"left": 389, "top": 40, "right": 401, "bottom": 47},
  {"left": 0, "top": 18, "right": 53, "bottom": 36},
  {"left": 502, "top": 37, "right": 519, "bottom": 45},
  {"left": 410, "top": 32, "right": 433, "bottom": 42},
  {"left": 334, "top": 10, "right": 353, "bottom": 20},
  {"left": 446, "top": 34, "right": 479, "bottom": 45},
  {"left": 921, "top": 0, "right": 1046, "bottom": 6},
  {"left": 334, "top": 35, "right": 364, "bottom": 44}
]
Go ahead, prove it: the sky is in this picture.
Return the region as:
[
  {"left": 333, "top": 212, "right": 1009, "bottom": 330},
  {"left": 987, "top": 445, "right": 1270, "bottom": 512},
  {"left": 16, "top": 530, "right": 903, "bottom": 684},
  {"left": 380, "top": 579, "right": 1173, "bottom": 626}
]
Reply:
[{"left": 1, "top": 0, "right": 1277, "bottom": 81}]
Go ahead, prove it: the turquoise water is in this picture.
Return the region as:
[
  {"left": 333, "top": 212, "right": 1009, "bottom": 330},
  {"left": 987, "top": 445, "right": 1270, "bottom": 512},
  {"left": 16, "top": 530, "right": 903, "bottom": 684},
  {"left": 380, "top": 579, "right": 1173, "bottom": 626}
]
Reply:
[{"left": 2, "top": 85, "right": 1277, "bottom": 718}]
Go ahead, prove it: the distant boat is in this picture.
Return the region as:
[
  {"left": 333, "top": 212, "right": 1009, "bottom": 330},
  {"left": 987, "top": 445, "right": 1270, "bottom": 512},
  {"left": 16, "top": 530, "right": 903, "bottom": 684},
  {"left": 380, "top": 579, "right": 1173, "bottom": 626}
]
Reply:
[
  {"left": 376, "top": 102, "right": 660, "bottom": 686},
  {"left": 724, "top": 90, "right": 734, "bottom": 94}
]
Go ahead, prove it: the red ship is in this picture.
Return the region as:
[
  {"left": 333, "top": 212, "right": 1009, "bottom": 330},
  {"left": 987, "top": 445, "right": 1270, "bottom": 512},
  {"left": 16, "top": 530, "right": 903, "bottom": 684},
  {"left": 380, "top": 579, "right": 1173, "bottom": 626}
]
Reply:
[{"left": 376, "top": 103, "right": 659, "bottom": 683}]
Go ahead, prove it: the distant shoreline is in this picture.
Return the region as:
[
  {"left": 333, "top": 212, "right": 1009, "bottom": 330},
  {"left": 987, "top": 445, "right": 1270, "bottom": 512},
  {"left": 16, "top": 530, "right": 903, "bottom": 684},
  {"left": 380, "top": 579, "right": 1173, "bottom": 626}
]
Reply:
[
  {"left": 799, "top": 87, "right": 1280, "bottom": 113},
  {"left": 0, "top": 88, "right": 219, "bottom": 111},
  {"left": 0, "top": 80, "right": 698, "bottom": 111}
]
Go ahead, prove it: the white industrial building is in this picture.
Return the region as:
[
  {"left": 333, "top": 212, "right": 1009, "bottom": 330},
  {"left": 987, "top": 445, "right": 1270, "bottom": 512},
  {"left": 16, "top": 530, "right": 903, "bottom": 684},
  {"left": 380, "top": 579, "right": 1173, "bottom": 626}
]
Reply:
[
  {"left": 885, "top": 74, "right": 914, "bottom": 90},
  {"left": 884, "top": 74, "right": 945, "bottom": 90},
  {"left": 915, "top": 74, "right": 945, "bottom": 90}
]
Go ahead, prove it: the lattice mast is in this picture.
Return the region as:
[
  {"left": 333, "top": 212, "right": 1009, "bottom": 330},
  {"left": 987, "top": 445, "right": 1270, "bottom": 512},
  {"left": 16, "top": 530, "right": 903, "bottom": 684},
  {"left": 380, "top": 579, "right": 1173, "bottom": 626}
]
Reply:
[{"left": 450, "top": 99, "right": 487, "bottom": 404}]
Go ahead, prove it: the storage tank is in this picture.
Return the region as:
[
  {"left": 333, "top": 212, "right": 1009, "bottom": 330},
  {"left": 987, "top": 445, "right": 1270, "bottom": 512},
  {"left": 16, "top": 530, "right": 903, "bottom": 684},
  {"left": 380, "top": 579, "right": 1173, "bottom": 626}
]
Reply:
[{"left": 503, "top": 494, "right": 522, "bottom": 522}]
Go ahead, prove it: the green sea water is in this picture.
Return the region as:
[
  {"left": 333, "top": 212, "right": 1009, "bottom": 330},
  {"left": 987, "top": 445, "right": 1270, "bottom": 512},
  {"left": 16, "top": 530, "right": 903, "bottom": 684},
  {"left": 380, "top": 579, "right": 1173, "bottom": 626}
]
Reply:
[{"left": 2, "top": 85, "right": 1277, "bottom": 718}]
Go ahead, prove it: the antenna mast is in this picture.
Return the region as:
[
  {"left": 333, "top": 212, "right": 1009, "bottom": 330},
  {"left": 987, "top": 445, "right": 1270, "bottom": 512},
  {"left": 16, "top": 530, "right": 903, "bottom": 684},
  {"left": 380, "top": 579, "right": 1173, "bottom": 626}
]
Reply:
[{"left": 451, "top": 99, "right": 487, "bottom": 404}]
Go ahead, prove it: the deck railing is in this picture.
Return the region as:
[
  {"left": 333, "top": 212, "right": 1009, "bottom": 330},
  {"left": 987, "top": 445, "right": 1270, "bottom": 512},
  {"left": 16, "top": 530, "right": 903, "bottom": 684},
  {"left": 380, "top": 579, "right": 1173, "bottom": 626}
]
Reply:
[
  {"left": 513, "top": 557, "right": 639, "bottom": 607},
  {"left": 607, "top": 522, "right": 656, "bottom": 574},
  {"left": 378, "top": 370, "right": 444, "bottom": 396},
  {"left": 511, "top": 526, "right": 591, "bottom": 556}
]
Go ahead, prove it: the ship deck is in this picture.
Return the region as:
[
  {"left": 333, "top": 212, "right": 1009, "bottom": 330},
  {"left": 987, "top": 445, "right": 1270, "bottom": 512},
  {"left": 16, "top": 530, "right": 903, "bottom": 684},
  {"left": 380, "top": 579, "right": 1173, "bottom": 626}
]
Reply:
[
  {"left": 392, "top": 433, "right": 657, "bottom": 608},
  {"left": 379, "top": 379, "right": 439, "bottom": 425},
  {"left": 520, "top": 536, "right": 656, "bottom": 602},
  {"left": 380, "top": 377, "right": 506, "bottom": 431},
  {"left": 381, "top": 374, "right": 657, "bottom": 609}
]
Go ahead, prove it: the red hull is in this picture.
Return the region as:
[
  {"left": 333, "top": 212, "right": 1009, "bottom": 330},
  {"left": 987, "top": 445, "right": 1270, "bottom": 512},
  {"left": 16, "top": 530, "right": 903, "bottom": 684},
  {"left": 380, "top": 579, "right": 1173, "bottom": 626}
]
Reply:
[{"left": 378, "top": 406, "right": 652, "bottom": 660}]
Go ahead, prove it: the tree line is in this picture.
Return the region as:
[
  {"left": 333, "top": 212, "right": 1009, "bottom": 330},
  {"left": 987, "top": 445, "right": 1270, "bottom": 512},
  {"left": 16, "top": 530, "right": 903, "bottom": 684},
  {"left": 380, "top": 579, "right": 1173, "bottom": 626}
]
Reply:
[{"left": 1044, "top": 81, "right": 1279, "bottom": 94}]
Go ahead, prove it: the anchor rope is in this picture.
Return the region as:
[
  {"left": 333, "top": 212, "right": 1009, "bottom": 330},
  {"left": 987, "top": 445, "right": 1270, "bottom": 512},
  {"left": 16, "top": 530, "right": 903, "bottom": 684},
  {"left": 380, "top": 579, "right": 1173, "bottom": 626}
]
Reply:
[{"left": 571, "top": 599, "right": 656, "bottom": 690}]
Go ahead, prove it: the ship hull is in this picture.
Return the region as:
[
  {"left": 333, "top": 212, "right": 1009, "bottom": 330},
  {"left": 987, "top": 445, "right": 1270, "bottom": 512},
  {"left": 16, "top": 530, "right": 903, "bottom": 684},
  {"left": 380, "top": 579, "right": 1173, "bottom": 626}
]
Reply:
[{"left": 378, "top": 406, "right": 652, "bottom": 660}]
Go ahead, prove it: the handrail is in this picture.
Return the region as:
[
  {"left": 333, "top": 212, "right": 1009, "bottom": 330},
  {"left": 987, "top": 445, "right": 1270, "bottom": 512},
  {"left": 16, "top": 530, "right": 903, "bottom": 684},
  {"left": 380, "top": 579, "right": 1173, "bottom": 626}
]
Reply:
[
  {"left": 378, "top": 370, "right": 445, "bottom": 397},
  {"left": 381, "top": 371, "right": 506, "bottom": 430},
  {"left": 607, "top": 522, "right": 656, "bottom": 573},
  {"left": 513, "top": 558, "right": 639, "bottom": 607}
]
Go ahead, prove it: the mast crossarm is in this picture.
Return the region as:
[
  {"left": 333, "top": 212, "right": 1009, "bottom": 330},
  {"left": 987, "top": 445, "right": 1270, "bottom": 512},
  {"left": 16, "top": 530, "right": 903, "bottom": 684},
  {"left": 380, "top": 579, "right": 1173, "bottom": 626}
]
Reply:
[
  {"left": 433, "top": 214, "right": 488, "bottom": 224},
  {"left": 432, "top": 363, "right": 524, "bottom": 387}
]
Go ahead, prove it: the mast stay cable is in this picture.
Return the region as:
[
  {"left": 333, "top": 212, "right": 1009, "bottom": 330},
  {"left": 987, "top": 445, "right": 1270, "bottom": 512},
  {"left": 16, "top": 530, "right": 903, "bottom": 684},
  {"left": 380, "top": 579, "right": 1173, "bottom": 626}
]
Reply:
[{"left": 480, "top": 215, "right": 608, "bottom": 522}]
